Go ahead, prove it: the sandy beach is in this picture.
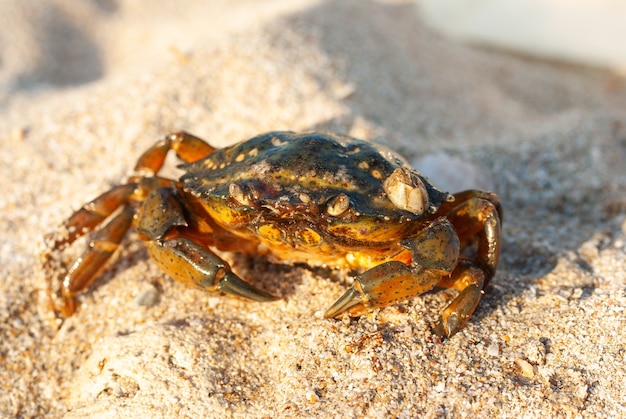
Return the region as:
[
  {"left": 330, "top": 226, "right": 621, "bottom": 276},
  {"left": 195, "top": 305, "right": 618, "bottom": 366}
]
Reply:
[{"left": 1, "top": 1, "right": 625, "bottom": 417}]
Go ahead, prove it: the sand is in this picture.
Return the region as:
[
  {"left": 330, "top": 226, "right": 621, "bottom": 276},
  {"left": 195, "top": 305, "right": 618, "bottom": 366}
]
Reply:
[{"left": 1, "top": 0, "right": 625, "bottom": 417}]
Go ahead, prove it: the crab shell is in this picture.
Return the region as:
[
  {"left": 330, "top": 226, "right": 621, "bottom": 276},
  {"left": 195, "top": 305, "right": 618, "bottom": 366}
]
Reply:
[{"left": 180, "top": 131, "right": 452, "bottom": 268}]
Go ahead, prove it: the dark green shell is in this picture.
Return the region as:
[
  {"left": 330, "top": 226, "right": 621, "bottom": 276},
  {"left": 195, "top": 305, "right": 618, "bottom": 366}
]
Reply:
[{"left": 181, "top": 131, "right": 447, "bottom": 222}]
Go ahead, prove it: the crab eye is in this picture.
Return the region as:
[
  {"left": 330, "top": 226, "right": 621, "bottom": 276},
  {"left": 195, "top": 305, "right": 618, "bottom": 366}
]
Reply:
[
  {"left": 383, "top": 167, "right": 429, "bottom": 214},
  {"left": 229, "top": 183, "right": 252, "bottom": 207},
  {"left": 326, "top": 193, "right": 350, "bottom": 216}
]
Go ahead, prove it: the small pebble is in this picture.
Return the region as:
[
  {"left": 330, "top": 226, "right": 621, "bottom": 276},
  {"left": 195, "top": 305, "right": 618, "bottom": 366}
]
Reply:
[
  {"left": 305, "top": 389, "right": 319, "bottom": 404},
  {"left": 515, "top": 358, "right": 535, "bottom": 378},
  {"left": 134, "top": 286, "right": 160, "bottom": 307},
  {"left": 487, "top": 342, "right": 500, "bottom": 356}
]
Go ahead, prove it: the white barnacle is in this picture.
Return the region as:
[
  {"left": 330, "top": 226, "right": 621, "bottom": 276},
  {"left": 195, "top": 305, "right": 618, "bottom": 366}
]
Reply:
[
  {"left": 383, "top": 167, "right": 429, "bottom": 215},
  {"left": 271, "top": 136, "right": 287, "bottom": 147},
  {"left": 326, "top": 193, "right": 350, "bottom": 216}
]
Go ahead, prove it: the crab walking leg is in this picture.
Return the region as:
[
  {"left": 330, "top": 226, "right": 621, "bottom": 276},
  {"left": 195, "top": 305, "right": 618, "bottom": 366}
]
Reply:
[
  {"left": 432, "top": 260, "right": 485, "bottom": 337},
  {"left": 60, "top": 206, "right": 135, "bottom": 316},
  {"left": 132, "top": 131, "right": 215, "bottom": 177},
  {"left": 43, "top": 183, "right": 137, "bottom": 250},
  {"left": 432, "top": 195, "right": 502, "bottom": 337},
  {"left": 443, "top": 194, "right": 502, "bottom": 280},
  {"left": 137, "top": 186, "right": 279, "bottom": 302},
  {"left": 324, "top": 218, "right": 460, "bottom": 318},
  {"left": 41, "top": 184, "right": 137, "bottom": 316},
  {"left": 436, "top": 190, "right": 502, "bottom": 226}
]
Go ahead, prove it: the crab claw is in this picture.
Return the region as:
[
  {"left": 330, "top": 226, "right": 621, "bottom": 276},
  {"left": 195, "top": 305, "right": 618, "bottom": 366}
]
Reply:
[
  {"left": 146, "top": 238, "right": 279, "bottom": 303},
  {"left": 324, "top": 288, "right": 366, "bottom": 319},
  {"left": 325, "top": 218, "right": 460, "bottom": 320},
  {"left": 323, "top": 261, "right": 442, "bottom": 319},
  {"left": 216, "top": 271, "right": 280, "bottom": 302}
]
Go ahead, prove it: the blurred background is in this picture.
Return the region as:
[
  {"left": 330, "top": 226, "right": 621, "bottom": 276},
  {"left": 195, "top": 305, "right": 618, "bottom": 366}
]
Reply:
[
  {"left": 419, "top": 0, "right": 626, "bottom": 70},
  {"left": 1, "top": 0, "right": 624, "bottom": 104}
]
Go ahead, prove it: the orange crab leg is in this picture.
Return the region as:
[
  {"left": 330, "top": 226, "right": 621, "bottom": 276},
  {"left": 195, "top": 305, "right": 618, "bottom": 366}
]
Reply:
[
  {"left": 432, "top": 192, "right": 502, "bottom": 337},
  {"left": 432, "top": 260, "right": 485, "bottom": 337},
  {"left": 60, "top": 206, "right": 135, "bottom": 316},
  {"left": 44, "top": 183, "right": 137, "bottom": 249},
  {"left": 436, "top": 190, "right": 502, "bottom": 226},
  {"left": 442, "top": 191, "right": 502, "bottom": 280},
  {"left": 42, "top": 184, "right": 137, "bottom": 316},
  {"left": 132, "top": 131, "right": 215, "bottom": 177}
]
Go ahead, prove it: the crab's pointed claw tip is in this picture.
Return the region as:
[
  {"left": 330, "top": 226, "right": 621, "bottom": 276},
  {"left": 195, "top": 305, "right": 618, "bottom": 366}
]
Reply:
[
  {"left": 217, "top": 272, "right": 280, "bottom": 302},
  {"left": 323, "top": 288, "right": 365, "bottom": 319}
]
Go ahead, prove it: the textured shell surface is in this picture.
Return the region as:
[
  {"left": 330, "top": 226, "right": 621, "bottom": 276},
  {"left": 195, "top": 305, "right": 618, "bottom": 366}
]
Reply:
[{"left": 181, "top": 131, "right": 444, "bottom": 222}]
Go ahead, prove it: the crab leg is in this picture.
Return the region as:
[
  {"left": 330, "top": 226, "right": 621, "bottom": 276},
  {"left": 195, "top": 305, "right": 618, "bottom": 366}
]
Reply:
[
  {"left": 43, "top": 183, "right": 137, "bottom": 250},
  {"left": 42, "top": 184, "right": 137, "bottom": 316},
  {"left": 138, "top": 186, "right": 278, "bottom": 303},
  {"left": 43, "top": 132, "right": 210, "bottom": 250},
  {"left": 131, "top": 131, "right": 215, "bottom": 178},
  {"left": 441, "top": 191, "right": 502, "bottom": 280},
  {"left": 59, "top": 206, "right": 135, "bottom": 316},
  {"left": 432, "top": 192, "right": 502, "bottom": 337},
  {"left": 324, "top": 218, "right": 460, "bottom": 319},
  {"left": 432, "top": 260, "right": 485, "bottom": 337}
]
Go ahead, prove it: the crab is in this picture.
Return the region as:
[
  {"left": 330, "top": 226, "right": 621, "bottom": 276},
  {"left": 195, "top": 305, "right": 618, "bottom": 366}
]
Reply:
[{"left": 42, "top": 131, "right": 502, "bottom": 337}]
